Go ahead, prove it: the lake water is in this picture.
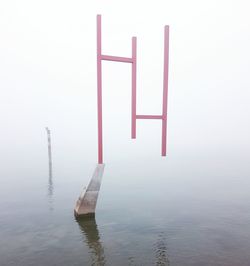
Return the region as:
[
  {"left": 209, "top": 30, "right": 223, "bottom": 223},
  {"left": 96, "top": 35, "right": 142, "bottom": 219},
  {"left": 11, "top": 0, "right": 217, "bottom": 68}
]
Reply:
[{"left": 1, "top": 150, "right": 250, "bottom": 266}]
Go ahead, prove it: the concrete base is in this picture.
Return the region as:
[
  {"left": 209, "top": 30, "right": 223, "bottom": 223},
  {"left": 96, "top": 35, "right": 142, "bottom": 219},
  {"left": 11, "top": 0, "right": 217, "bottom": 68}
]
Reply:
[{"left": 74, "top": 164, "right": 105, "bottom": 217}]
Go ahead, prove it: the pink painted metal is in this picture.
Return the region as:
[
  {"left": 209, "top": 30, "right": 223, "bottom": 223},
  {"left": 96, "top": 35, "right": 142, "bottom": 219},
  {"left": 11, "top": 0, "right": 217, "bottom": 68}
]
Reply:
[
  {"left": 96, "top": 14, "right": 137, "bottom": 163},
  {"left": 101, "top": 55, "right": 133, "bottom": 63},
  {"left": 132, "top": 37, "right": 137, "bottom": 139},
  {"left": 97, "top": 15, "right": 103, "bottom": 164},
  {"left": 96, "top": 14, "right": 169, "bottom": 163},
  {"left": 162, "top": 25, "right": 169, "bottom": 156},
  {"left": 136, "top": 115, "right": 163, "bottom": 120}
]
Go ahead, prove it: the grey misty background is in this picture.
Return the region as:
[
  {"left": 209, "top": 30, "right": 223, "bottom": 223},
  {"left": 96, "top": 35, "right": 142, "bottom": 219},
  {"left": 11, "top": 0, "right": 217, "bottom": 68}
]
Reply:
[{"left": 0, "top": 0, "right": 250, "bottom": 182}]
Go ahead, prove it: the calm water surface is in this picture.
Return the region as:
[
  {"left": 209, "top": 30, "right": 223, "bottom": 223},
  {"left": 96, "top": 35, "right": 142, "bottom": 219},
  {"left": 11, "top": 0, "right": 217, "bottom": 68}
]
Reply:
[{"left": 1, "top": 152, "right": 250, "bottom": 265}]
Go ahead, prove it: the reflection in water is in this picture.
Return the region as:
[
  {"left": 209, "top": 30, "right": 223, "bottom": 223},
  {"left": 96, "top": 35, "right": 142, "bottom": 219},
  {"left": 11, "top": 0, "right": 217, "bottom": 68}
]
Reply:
[
  {"left": 45, "top": 127, "right": 53, "bottom": 203},
  {"left": 76, "top": 216, "right": 106, "bottom": 266},
  {"left": 48, "top": 170, "right": 53, "bottom": 197},
  {"left": 154, "top": 232, "right": 170, "bottom": 266}
]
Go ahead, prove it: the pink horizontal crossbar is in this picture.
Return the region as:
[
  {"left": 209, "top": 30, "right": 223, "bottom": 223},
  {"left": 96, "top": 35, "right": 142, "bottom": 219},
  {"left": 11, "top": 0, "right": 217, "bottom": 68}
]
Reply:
[
  {"left": 101, "top": 55, "right": 133, "bottom": 63},
  {"left": 136, "top": 115, "right": 163, "bottom": 120}
]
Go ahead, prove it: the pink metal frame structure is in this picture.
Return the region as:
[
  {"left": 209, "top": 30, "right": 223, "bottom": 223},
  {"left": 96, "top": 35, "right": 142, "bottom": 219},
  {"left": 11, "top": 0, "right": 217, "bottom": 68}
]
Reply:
[{"left": 97, "top": 14, "right": 169, "bottom": 164}]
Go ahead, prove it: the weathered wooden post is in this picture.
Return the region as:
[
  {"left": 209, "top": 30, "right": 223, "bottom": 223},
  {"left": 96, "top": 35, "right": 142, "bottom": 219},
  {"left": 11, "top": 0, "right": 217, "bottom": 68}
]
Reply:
[{"left": 45, "top": 127, "right": 53, "bottom": 198}]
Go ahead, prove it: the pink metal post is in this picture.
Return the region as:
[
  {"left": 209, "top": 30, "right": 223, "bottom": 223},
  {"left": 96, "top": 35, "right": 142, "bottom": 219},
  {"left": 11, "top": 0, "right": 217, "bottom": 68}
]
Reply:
[
  {"left": 162, "top": 26, "right": 169, "bottom": 156},
  {"left": 97, "top": 15, "right": 103, "bottom": 164},
  {"left": 132, "top": 37, "right": 137, "bottom": 139}
]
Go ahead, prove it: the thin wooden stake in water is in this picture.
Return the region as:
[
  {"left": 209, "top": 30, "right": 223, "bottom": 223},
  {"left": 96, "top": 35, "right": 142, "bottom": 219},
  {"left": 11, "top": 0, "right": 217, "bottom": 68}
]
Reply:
[{"left": 45, "top": 127, "right": 52, "bottom": 180}]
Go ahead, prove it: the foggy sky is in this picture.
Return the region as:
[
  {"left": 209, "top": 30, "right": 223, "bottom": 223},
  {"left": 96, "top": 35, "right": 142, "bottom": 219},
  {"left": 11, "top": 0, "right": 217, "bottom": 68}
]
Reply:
[{"left": 0, "top": 0, "right": 250, "bottom": 168}]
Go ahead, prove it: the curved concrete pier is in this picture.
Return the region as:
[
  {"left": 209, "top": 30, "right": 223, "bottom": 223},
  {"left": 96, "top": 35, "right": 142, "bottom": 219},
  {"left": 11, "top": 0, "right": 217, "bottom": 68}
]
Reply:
[{"left": 74, "top": 164, "right": 105, "bottom": 217}]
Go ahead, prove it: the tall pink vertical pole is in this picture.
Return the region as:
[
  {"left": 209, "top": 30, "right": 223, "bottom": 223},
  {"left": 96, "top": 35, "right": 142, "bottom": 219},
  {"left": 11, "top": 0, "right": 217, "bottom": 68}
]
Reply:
[
  {"left": 162, "top": 25, "right": 169, "bottom": 156},
  {"left": 97, "top": 15, "right": 103, "bottom": 164},
  {"left": 131, "top": 37, "right": 137, "bottom": 139}
]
